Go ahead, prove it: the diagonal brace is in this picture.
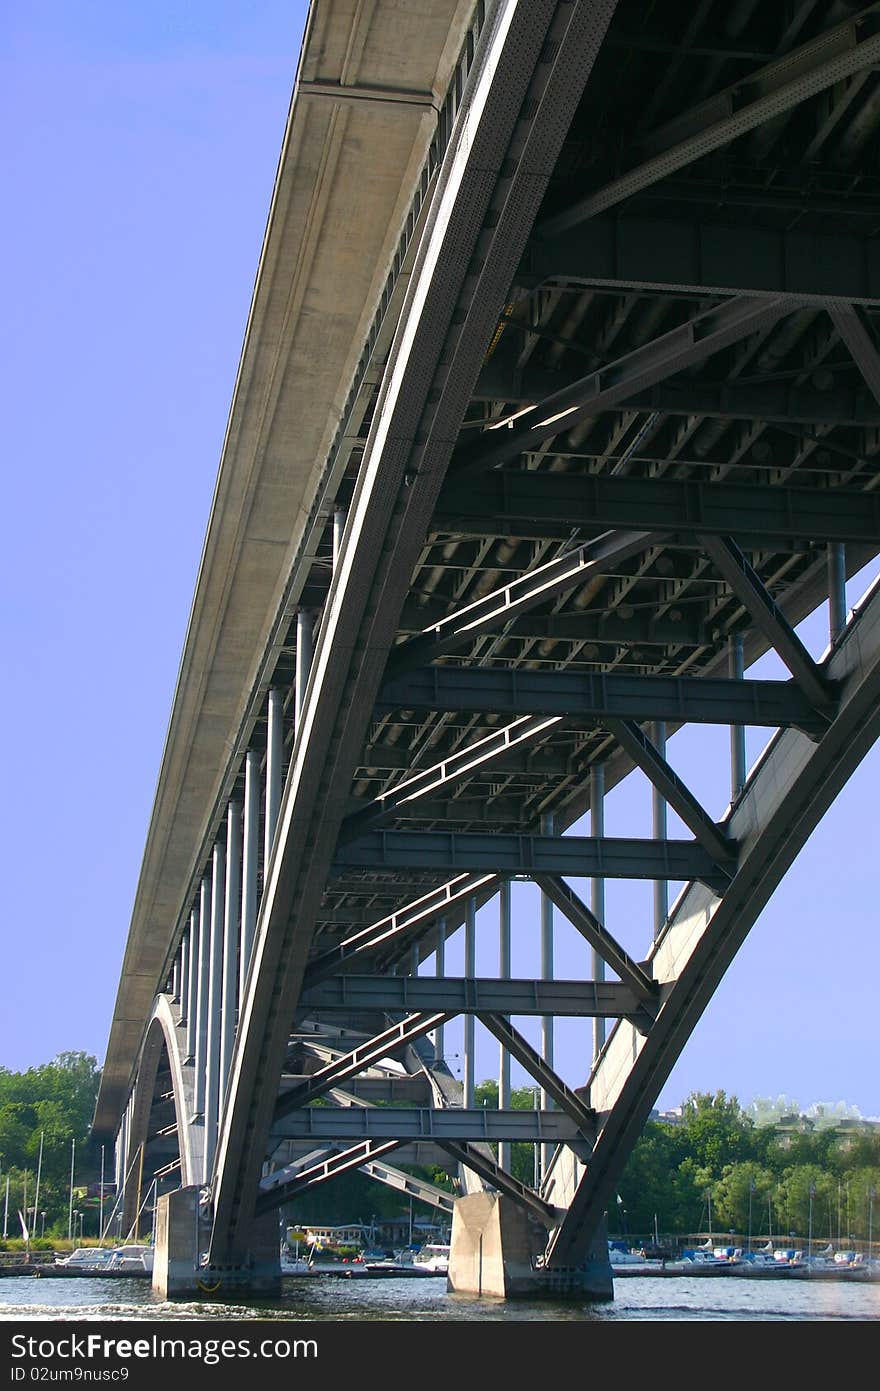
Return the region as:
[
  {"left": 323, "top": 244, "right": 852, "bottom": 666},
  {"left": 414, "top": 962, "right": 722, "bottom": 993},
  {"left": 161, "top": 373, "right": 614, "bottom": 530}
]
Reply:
[
  {"left": 274, "top": 1012, "right": 452, "bottom": 1117},
  {"left": 606, "top": 718, "right": 737, "bottom": 866},
  {"left": 437, "top": 1140, "right": 562, "bottom": 1228},
  {"left": 254, "top": 1141, "right": 402, "bottom": 1215},
  {"left": 479, "top": 1011, "right": 599, "bottom": 1136},
  {"left": 700, "top": 535, "right": 835, "bottom": 713},
  {"left": 530, "top": 873, "right": 657, "bottom": 1005},
  {"left": 830, "top": 304, "right": 880, "bottom": 407}
]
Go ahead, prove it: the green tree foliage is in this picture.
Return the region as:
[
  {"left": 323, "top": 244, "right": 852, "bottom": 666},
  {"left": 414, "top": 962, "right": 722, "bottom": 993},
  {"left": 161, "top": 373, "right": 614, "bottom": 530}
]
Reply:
[{"left": 0, "top": 1053, "right": 101, "bottom": 1237}]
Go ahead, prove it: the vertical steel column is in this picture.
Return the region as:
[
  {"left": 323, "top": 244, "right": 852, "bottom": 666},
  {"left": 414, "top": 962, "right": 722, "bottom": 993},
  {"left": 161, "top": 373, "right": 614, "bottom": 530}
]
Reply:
[
  {"left": 193, "top": 874, "right": 211, "bottom": 1118},
  {"left": 185, "top": 908, "right": 199, "bottom": 1060},
  {"left": 463, "top": 898, "right": 476, "bottom": 1109},
  {"left": 591, "top": 765, "right": 606, "bottom": 1062},
  {"left": 178, "top": 929, "right": 189, "bottom": 1027},
  {"left": 171, "top": 957, "right": 180, "bottom": 1003},
  {"left": 540, "top": 812, "right": 555, "bottom": 1175},
  {"left": 220, "top": 800, "right": 241, "bottom": 1103},
  {"left": 434, "top": 920, "right": 446, "bottom": 1066},
  {"left": 498, "top": 880, "right": 512, "bottom": 1173},
  {"left": 652, "top": 721, "right": 668, "bottom": 939},
  {"left": 264, "top": 689, "right": 283, "bottom": 873},
  {"left": 828, "top": 542, "right": 847, "bottom": 644},
  {"left": 332, "top": 508, "right": 347, "bottom": 570},
  {"left": 240, "top": 749, "right": 260, "bottom": 1003},
  {"left": 729, "top": 633, "right": 746, "bottom": 801},
  {"left": 296, "top": 609, "right": 313, "bottom": 728},
  {"left": 204, "top": 841, "right": 225, "bottom": 1177}
]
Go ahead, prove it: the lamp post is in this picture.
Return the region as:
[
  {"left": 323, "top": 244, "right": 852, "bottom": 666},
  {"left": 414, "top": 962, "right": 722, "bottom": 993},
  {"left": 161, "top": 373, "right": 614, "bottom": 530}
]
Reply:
[
  {"left": 748, "top": 1179, "right": 755, "bottom": 1254},
  {"left": 868, "top": 1186, "right": 875, "bottom": 1262},
  {"left": 40, "top": 1211, "right": 46, "bottom": 1238},
  {"left": 808, "top": 1184, "right": 815, "bottom": 1261}
]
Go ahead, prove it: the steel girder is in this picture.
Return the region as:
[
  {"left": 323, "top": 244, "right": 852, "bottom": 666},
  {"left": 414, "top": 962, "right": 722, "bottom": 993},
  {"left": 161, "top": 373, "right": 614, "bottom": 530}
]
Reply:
[
  {"left": 433, "top": 472, "right": 880, "bottom": 548},
  {"left": 539, "top": 4, "right": 880, "bottom": 233},
  {"left": 272, "top": 1107, "right": 583, "bottom": 1144},
  {"left": 332, "top": 829, "right": 731, "bottom": 890},
  {"left": 518, "top": 212, "right": 880, "bottom": 305},
  {"left": 541, "top": 572, "right": 880, "bottom": 1267},
  {"left": 375, "top": 666, "right": 829, "bottom": 733},
  {"left": 299, "top": 973, "right": 646, "bottom": 1018}
]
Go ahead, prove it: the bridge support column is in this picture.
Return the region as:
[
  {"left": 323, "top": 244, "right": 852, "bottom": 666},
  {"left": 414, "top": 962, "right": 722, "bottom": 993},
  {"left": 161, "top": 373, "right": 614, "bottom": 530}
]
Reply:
[
  {"left": 447, "top": 1193, "right": 612, "bottom": 1302},
  {"left": 153, "top": 1187, "right": 281, "bottom": 1299}
]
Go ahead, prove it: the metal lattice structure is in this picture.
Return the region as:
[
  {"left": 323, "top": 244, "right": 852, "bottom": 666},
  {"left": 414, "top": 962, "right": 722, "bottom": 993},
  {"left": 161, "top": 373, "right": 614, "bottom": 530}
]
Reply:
[{"left": 95, "top": 0, "right": 880, "bottom": 1285}]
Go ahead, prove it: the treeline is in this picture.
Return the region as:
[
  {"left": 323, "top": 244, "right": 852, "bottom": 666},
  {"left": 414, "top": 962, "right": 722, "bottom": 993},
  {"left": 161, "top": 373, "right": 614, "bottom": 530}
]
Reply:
[
  {"left": 470, "top": 1082, "right": 879, "bottom": 1244},
  {"left": 0, "top": 1053, "right": 101, "bottom": 1238},
  {"left": 1, "top": 1055, "right": 877, "bottom": 1247}
]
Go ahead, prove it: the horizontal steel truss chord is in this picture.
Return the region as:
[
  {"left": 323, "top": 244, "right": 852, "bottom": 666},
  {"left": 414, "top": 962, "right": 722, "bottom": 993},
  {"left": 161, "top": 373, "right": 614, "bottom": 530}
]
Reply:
[
  {"left": 375, "top": 666, "right": 828, "bottom": 735},
  {"left": 300, "top": 973, "right": 646, "bottom": 1018},
  {"left": 271, "top": 1107, "right": 586, "bottom": 1144},
  {"left": 539, "top": 6, "right": 880, "bottom": 234},
  {"left": 434, "top": 473, "right": 880, "bottom": 548},
  {"left": 437, "top": 1140, "right": 562, "bottom": 1227},
  {"left": 518, "top": 211, "right": 880, "bottom": 305},
  {"left": 331, "top": 830, "right": 731, "bottom": 891}
]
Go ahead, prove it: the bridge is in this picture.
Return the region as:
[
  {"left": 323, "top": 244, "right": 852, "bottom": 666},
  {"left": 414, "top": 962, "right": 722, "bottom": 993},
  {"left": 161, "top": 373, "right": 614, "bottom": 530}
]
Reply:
[{"left": 93, "top": 0, "right": 880, "bottom": 1299}]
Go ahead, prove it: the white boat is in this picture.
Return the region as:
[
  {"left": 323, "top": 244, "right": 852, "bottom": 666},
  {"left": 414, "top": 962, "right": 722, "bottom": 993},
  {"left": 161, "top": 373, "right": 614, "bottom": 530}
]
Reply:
[
  {"left": 104, "top": 1244, "right": 154, "bottom": 1274},
  {"left": 280, "top": 1243, "right": 317, "bottom": 1276},
  {"left": 411, "top": 1242, "right": 450, "bottom": 1274},
  {"left": 53, "top": 1247, "right": 115, "bottom": 1273}
]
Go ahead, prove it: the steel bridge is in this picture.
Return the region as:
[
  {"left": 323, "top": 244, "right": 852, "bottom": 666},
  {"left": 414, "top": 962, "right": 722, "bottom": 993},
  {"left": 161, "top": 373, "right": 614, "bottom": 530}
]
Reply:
[{"left": 93, "top": 0, "right": 880, "bottom": 1298}]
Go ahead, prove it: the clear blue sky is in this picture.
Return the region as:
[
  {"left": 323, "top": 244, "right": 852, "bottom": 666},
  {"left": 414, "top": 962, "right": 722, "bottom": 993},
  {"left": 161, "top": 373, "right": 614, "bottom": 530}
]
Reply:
[{"left": 2, "top": 3, "right": 877, "bottom": 1123}]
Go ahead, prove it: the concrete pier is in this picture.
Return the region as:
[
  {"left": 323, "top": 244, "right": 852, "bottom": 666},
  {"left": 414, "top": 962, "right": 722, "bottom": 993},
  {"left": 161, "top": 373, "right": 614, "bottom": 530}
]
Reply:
[
  {"left": 447, "top": 1193, "right": 613, "bottom": 1302},
  {"left": 152, "top": 1187, "right": 281, "bottom": 1298}
]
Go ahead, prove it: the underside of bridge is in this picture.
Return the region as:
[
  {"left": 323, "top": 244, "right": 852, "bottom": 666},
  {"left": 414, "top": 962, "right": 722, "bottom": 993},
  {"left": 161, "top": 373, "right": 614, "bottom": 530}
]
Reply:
[{"left": 95, "top": 0, "right": 880, "bottom": 1299}]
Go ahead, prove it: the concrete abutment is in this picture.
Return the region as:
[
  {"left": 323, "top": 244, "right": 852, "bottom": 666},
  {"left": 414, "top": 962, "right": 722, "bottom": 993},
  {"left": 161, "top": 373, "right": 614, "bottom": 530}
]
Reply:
[{"left": 152, "top": 1186, "right": 281, "bottom": 1298}]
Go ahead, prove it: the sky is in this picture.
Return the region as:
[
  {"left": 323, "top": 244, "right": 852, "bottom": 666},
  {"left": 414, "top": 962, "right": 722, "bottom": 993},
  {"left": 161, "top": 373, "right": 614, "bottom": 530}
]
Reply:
[{"left": 1, "top": 2, "right": 878, "bottom": 1125}]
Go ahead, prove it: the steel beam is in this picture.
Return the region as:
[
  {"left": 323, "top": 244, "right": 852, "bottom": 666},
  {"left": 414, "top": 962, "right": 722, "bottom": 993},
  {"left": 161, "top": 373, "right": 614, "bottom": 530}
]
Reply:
[
  {"left": 385, "top": 530, "right": 658, "bottom": 677},
  {"left": 531, "top": 874, "right": 657, "bottom": 1003},
  {"left": 829, "top": 304, "right": 880, "bottom": 406},
  {"left": 539, "top": 7, "right": 880, "bottom": 233},
  {"left": 332, "top": 830, "right": 729, "bottom": 888},
  {"left": 305, "top": 874, "right": 495, "bottom": 987},
  {"left": 471, "top": 359, "right": 880, "bottom": 426},
  {"left": 356, "top": 1159, "right": 455, "bottom": 1214},
  {"left": 398, "top": 601, "right": 707, "bottom": 647},
  {"left": 437, "top": 1141, "right": 560, "bottom": 1227},
  {"left": 700, "top": 535, "right": 835, "bottom": 711},
  {"left": 274, "top": 1012, "right": 452, "bottom": 1116},
  {"left": 254, "top": 1141, "right": 402, "bottom": 1213},
  {"left": 606, "top": 719, "right": 736, "bottom": 865},
  {"left": 341, "top": 716, "right": 562, "bottom": 842},
  {"left": 272, "top": 1107, "right": 583, "bottom": 1144},
  {"left": 519, "top": 212, "right": 880, "bottom": 305},
  {"left": 434, "top": 472, "right": 880, "bottom": 548},
  {"left": 300, "top": 974, "right": 646, "bottom": 1017},
  {"left": 479, "top": 1012, "right": 597, "bottom": 1136},
  {"left": 376, "top": 667, "right": 826, "bottom": 734},
  {"left": 448, "top": 296, "right": 791, "bottom": 480}
]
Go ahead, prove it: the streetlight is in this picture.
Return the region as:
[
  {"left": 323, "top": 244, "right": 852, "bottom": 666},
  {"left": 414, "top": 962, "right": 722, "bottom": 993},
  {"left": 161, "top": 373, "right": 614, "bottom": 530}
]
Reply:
[
  {"left": 868, "top": 1186, "right": 875, "bottom": 1262},
  {"left": 40, "top": 1211, "right": 46, "bottom": 1238},
  {"left": 747, "top": 1179, "right": 755, "bottom": 1254},
  {"left": 808, "top": 1184, "right": 815, "bottom": 1261}
]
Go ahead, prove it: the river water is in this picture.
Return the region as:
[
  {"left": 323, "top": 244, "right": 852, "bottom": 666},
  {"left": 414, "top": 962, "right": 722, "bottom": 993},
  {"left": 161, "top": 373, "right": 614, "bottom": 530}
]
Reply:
[{"left": 1, "top": 1271, "right": 878, "bottom": 1321}]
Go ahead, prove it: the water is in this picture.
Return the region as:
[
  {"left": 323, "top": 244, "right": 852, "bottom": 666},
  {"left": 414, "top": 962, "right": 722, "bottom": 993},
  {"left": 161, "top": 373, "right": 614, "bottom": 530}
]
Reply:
[{"left": 2, "top": 1272, "right": 879, "bottom": 1322}]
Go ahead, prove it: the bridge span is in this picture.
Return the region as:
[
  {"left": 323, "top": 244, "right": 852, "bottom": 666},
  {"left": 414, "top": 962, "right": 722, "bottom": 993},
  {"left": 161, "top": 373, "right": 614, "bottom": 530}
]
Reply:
[{"left": 94, "top": 0, "right": 880, "bottom": 1299}]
